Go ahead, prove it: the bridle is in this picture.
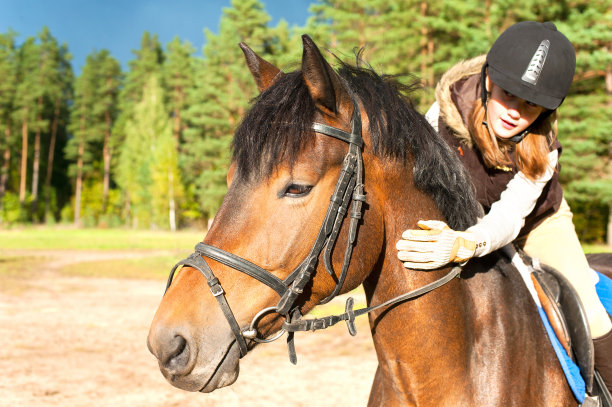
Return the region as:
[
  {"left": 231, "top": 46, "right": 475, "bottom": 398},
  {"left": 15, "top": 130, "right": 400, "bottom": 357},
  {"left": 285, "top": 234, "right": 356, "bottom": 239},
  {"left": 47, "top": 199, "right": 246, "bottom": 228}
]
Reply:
[{"left": 164, "top": 94, "right": 462, "bottom": 364}]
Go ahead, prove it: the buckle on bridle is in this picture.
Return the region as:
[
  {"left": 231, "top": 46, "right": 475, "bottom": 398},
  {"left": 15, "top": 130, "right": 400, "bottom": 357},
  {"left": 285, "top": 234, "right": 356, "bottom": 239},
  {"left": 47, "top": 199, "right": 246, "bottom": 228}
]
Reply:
[{"left": 208, "top": 278, "right": 225, "bottom": 297}]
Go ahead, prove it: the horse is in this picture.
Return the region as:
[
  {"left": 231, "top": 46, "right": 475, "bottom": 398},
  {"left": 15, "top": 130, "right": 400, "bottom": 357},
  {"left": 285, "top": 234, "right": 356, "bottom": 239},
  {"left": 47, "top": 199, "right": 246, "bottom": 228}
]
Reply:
[{"left": 148, "top": 34, "right": 603, "bottom": 406}]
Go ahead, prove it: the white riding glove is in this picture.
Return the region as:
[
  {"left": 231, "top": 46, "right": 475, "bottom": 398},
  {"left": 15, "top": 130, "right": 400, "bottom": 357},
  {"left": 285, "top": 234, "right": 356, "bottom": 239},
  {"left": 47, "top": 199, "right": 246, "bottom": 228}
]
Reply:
[{"left": 396, "top": 220, "right": 487, "bottom": 270}]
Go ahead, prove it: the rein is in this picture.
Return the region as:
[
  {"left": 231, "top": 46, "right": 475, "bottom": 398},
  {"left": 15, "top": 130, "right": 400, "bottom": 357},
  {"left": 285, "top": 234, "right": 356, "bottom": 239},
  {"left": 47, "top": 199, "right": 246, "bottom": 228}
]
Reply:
[{"left": 164, "top": 96, "right": 462, "bottom": 363}]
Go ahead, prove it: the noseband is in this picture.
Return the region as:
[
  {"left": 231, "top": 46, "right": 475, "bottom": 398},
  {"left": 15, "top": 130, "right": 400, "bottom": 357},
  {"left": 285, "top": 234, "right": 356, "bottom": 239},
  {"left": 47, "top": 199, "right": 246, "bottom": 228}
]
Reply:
[{"left": 164, "top": 96, "right": 461, "bottom": 363}]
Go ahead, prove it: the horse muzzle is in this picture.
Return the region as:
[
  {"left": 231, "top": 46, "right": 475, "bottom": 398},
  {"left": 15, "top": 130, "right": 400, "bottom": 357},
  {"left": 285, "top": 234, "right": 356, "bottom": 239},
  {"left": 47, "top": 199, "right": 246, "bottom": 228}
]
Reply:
[{"left": 147, "top": 314, "right": 241, "bottom": 392}]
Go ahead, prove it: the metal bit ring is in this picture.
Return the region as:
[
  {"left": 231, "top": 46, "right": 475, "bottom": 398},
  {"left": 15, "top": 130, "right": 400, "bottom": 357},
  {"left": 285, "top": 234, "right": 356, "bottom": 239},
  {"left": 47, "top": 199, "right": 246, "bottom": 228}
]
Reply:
[{"left": 241, "top": 306, "right": 286, "bottom": 343}]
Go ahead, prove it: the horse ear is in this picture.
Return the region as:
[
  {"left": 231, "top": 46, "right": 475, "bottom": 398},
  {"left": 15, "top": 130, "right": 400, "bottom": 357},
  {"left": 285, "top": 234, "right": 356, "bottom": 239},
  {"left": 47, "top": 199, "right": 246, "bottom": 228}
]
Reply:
[
  {"left": 301, "top": 34, "right": 351, "bottom": 117},
  {"left": 239, "top": 42, "right": 283, "bottom": 93}
]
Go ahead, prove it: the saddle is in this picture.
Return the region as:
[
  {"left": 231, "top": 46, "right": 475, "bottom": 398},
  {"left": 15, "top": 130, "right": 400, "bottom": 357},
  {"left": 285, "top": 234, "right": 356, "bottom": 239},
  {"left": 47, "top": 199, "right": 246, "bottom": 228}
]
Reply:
[{"left": 517, "top": 249, "right": 611, "bottom": 407}]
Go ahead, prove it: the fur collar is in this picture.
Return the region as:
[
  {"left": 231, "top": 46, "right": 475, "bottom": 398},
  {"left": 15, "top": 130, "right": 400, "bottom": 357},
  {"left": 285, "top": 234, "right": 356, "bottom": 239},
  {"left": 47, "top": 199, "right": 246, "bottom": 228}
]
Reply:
[{"left": 435, "top": 55, "right": 486, "bottom": 146}]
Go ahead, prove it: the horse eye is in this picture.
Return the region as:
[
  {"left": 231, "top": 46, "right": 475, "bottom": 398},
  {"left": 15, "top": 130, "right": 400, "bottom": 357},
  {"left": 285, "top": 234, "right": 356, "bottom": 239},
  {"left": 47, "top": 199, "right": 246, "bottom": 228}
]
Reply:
[{"left": 283, "top": 183, "right": 313, "bottom": 197}]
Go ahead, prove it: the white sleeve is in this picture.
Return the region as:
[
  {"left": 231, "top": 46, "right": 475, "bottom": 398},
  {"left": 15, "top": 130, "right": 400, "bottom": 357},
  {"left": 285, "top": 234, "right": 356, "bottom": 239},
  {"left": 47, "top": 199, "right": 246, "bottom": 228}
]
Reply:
[
  {"left": 425, "top": 101, "right": 439, "bottom": 132},
  {"left": 467, "top": 149, "right": 559, "bottom": 256}
]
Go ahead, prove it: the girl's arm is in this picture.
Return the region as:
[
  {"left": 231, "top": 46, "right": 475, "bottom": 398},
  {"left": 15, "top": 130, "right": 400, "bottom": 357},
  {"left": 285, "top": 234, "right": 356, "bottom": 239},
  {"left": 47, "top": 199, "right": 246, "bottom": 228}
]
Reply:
[
  {"left": 469, "top": 149, "right": 558, "bottom": 256},
  {"left": 397, "top": 149, "right": 558, "bottom": 269}
]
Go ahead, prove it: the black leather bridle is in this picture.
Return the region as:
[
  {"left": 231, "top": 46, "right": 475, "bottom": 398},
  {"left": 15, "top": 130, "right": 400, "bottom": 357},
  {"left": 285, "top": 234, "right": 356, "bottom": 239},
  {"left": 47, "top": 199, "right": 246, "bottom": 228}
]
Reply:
[{"left": 164, "top": 95, "right": 461, "bottom": 363}]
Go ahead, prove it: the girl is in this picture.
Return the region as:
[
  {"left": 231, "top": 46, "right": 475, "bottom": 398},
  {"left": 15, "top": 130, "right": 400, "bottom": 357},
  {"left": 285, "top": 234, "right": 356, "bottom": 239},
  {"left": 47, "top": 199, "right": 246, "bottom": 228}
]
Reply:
[{"left": 395, "top": 21, "right": 612, "bottom": 395}]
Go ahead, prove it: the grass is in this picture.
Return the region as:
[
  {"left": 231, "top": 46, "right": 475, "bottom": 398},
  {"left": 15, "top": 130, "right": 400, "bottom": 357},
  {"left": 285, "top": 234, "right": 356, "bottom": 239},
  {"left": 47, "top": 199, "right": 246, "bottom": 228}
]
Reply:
[
  {"left": 0, "top": 255, "right": 51, "bottom": 293},
  {"left": 0, "top": 227, "right": 204, "bottom": 284},
  {"left": 0, "top": 226, "right": 205, "bottom": 250},
  {"left": 58, "top": 254, "right": 181, "bottom": 280},
  {"left": 1, "top": 226, "right": 608, "bottom": 252},
  {"left": 0, "top": 227, "right": 610, "bottom": 284},
  {"left": 0, "top": 256, "right": 42, "bottom": 277},
  {"left": 583, "top": 244, "right": 612, "bottom": 254}
]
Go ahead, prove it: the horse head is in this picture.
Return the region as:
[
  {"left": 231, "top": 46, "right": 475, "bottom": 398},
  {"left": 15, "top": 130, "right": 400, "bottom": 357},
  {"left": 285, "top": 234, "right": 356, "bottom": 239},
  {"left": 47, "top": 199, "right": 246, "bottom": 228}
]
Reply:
[{"left": 147, "top": 35, "right": 481, "bottom": 397}]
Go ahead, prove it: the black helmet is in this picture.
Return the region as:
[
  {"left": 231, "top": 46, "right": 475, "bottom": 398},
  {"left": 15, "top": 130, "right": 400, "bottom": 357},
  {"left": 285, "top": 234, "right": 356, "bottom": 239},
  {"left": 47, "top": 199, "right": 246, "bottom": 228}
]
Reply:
[{"left": 484, "top": 21, "right": 576, "bottom": 110}]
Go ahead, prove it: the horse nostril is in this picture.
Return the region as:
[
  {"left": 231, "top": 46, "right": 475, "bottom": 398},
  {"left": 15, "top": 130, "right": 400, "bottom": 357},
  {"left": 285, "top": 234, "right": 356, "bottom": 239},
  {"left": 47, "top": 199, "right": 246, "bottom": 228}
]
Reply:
[
  {"left": 149, "top": 326, "right": 193, "bottom": 375},
  {"left": 162, "top": 335, "right": 190, "bottom": 371}
]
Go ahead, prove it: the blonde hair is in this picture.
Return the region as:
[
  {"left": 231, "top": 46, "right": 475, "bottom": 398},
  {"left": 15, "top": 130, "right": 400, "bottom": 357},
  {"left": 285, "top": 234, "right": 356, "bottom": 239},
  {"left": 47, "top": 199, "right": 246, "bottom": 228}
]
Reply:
[{"left": 468, "top": 99, "right": 556, "bottom": 180}]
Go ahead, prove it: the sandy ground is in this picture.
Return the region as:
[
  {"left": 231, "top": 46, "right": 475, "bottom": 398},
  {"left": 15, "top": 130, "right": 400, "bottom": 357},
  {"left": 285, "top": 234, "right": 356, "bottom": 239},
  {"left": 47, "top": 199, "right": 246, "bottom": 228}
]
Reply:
[{"left": 0, "top": 250, "right": 378, "bottom": 407}]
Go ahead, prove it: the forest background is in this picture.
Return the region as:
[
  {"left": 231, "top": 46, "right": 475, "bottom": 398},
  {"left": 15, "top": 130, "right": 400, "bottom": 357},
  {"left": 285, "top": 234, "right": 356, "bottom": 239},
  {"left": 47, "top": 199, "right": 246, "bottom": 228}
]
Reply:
[{"left": 0, "top": 0, "right": 611, "bottom": 245}]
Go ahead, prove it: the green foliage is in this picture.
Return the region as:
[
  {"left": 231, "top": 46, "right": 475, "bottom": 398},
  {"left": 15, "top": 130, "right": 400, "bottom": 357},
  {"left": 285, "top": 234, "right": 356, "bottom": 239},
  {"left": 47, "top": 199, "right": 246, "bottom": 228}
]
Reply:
[
  {"left": 0, "top": 31, "right": 18, "bottom": 136},
  {"left": 0, "top": 0, "right": 611, "bottom": 242},
  {"left": 180, "top": 0, "right": 298, "bottom": 220},
  {"left": 1, "top": 191, "right": 21, "bottom": 224},
  {"left": 0, "top": 31, "right": 18, "bottom": 210},
  {"left": 568, "top": 199, "right": 609, "bottom": 243},
  {"left": 116, "top": 75, "right": 183, "bottom": 229},
  {"left": 58, "top": 254, "right": 184, "bottom": 280},
  {"left": 0, "top": 227, "right": 204, "bottom": 250}
]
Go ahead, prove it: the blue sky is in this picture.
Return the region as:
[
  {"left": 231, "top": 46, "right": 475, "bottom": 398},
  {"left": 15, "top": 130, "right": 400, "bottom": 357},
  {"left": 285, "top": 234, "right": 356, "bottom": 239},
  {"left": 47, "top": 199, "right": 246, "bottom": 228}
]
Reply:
[{"left": 0, "top": 0, "right": 312, "bottom": 74}]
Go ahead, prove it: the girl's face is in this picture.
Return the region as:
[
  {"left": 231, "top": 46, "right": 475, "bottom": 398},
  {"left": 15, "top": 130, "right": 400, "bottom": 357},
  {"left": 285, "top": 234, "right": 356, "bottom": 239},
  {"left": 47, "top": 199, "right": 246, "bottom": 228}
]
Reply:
[{"left": 486, "top": 76, "right": 545, "bottom": 140}]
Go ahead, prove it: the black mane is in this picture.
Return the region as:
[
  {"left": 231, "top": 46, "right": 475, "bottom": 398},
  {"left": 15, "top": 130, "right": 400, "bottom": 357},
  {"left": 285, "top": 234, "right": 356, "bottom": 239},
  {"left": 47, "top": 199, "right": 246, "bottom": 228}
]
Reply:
[{"left": 232, "top": 60, "right": 481, "bottom": 230}]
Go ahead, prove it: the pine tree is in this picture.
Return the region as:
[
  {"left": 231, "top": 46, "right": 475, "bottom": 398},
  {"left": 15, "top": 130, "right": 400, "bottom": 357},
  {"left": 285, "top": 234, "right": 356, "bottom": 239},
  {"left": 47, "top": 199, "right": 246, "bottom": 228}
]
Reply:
[
  {"left": 30, "top": 27, "right": 61, "bottom": 220},
  {"left": 181, "top": 0, "right": 279, "bottom": 221},
  {"left": 12, "top": 37, "right": 40, "bottom": 213},
  {"left": 556, "top": 1, "right": 612, "bottom": 244},
  {"left": 43, "top": 41, "right": 73, "bottom": 222},
  {"left": 304, "top": 1, "right": 437, "bottom": 106},
  {"left": 0, "top": 31, "right": 18, "bottom": 217},
  {"left": 116, "top": 75, "right": 182, "bottom": 229},
  {"left": 163, "top": 37, "right": 195, "bottom": 144},
  {"left": 113, "top": 32, "right": 164, "bottom": 222},
  {"left": 93, "top": 50, "right": 121, "bottom": 214},
  {"left": 66, "top": 54, "right": 98, "bottom": 226}
]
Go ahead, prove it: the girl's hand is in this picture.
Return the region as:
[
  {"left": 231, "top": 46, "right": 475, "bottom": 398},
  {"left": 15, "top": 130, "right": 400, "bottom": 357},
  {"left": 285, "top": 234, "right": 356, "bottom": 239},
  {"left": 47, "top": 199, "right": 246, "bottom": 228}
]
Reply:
[{"left": 396, "top": 220, "right": 477, "bottom": 270}]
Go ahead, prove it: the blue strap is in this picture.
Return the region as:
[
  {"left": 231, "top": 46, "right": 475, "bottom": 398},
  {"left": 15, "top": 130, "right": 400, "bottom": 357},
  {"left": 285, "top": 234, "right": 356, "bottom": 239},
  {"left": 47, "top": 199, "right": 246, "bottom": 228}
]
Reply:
[
  {"left": 595, "top": 271, "right": 612, "bottom": 316},
  {"left": 537, "top": 306, "right": 586, "bottom": 403}
]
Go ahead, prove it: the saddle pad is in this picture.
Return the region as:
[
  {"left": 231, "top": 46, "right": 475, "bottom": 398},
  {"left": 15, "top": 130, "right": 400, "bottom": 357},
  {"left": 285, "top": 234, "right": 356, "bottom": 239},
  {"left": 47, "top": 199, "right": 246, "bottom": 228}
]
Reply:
[
  {"left": 537, "top": 305, "right": 586, "bottom": 403},
  {"left": 508, "top": 249, "right": 585, "bottom": 402},
  {"left": 539, "top": 269, "right": 612, "bottom": 403},
  {"left": 594, "top": 270, "right": 612, "bottom": 316}
]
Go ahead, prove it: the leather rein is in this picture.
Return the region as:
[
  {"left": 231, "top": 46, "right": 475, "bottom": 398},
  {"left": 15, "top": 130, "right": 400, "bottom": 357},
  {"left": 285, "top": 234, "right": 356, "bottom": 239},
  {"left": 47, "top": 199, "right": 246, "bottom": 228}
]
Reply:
[{"left": 164, "top": 95, "right": 462, "bottom": 363}]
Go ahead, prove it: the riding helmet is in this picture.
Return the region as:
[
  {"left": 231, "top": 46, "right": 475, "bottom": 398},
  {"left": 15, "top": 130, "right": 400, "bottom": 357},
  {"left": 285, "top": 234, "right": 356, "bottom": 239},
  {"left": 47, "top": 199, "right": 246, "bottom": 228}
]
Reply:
[{"left": 483, "top": 21, "right": 576, "bottom": 111}]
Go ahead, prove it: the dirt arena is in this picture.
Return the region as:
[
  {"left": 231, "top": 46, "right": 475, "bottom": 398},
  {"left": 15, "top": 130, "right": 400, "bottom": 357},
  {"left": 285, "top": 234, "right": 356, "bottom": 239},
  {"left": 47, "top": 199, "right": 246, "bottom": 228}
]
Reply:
[{"left": 0, "top": 250, "right": 378, "bottom": 407}]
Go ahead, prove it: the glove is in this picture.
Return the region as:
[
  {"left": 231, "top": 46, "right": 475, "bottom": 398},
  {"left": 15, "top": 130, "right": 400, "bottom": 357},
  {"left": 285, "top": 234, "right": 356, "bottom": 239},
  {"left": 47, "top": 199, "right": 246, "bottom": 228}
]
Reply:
[{"left": 396, "top": 220, "right": 479, "bottom": 270}]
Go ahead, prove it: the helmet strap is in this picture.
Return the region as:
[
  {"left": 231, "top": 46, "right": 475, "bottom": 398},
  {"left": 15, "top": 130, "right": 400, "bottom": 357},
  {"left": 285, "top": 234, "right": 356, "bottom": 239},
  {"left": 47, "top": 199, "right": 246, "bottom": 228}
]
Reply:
[
  {"left": 480, "top": 63, "right": 489, "bottom": 106},
  {"left": 508, "top": 129, "right": 529, "bottom": 143}
]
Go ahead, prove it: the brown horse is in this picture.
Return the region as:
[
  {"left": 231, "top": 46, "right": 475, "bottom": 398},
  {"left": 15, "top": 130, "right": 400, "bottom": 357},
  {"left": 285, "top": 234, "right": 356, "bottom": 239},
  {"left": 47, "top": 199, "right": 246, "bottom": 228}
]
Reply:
[{"left": 148, "top": 35, "right": 583, "bottom": 406}]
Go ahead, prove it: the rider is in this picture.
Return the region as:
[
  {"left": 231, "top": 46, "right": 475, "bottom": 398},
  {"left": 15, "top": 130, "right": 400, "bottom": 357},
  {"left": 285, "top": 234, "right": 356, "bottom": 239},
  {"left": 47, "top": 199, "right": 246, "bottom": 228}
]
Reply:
[{"left": 395, "top": 21, "right": 612, "bottom": 395}]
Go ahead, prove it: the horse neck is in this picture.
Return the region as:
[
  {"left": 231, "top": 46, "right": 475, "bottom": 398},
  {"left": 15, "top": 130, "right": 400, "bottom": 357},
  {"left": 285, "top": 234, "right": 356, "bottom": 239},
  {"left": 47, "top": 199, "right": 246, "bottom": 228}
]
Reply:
[
  {"left": 358, "top": 159, "right": 573, "bottom": 405},
  {"left": 360, "top": 161, "right": 478, "bottom": 400}
]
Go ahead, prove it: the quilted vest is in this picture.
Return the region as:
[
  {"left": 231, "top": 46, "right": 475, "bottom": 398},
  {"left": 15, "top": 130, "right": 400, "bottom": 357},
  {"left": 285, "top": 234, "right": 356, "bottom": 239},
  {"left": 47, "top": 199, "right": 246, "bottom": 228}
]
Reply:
[{"left": 437, "top": 73, "right": 563, "bottom": 237}]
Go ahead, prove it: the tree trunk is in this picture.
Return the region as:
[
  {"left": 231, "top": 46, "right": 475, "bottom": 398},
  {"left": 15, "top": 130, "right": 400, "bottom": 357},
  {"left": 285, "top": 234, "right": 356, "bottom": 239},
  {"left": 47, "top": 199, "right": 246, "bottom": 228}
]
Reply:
[
  {"left": 358, "top": 8, "right": 366, "bottom": 50},
  {"left": 74, "top": 116, "right": 85, "bottom": 226},
  {"left": 31, "top": 100, "right": 43, "bottom": 220},
  {"left": 420, "top": 2, "right": 429, "bottom": 87},
  {"left": 124, "top": 191, "right": 131, "bottom": 229},
  {"left": 427, "top": 37, "right": 434, "bottom": 87},
  {"left": 607, "top": 63, "right": 612, "bottom": 247},
  {"left": 102, "top": 109, "right": 111, "bottom": 213},
  {"left": 19, "top": 111, "right": 29, "bottom": 206},
  {"left": 0, "top": 125, "right": 11, "bottom": 213},
  {"left": 31, "top": 126, "right": 40, "bottom": 218},
  {"left": 173, "top": 85, "right": 182, "bottom": 144},
  {"left": 168, "top": 169, "right": 176, "bottom": 232},
  {"left": 607, "top": 206, "right": 612, "bottom": 247},
  {"left": 485, "top": 0, "right": 492, "bottom": 38},
  {"left": 44, "top": 98, "right": 60, "bottom": 221}
]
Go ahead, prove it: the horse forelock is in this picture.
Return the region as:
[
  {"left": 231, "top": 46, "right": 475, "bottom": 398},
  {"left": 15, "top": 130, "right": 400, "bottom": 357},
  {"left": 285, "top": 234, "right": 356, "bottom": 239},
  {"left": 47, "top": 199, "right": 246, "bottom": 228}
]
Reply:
[
  {"left": 232, "top": 61, "right": 481, "bottom": 230},
  {"left": 232, "top": 71, "right": 317, "bottom": 183}
]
